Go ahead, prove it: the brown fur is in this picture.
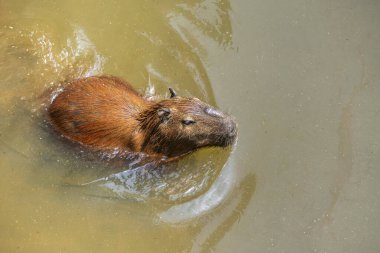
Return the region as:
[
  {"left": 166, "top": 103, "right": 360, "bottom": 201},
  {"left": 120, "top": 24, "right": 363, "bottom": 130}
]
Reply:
[{"left": 48, "top": 75, "right": 237, "bottom": 160}]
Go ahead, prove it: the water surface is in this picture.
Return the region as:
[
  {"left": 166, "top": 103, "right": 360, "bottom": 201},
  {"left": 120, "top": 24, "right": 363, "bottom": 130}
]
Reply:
[{"left": 0, "top": 0, "right": 379, "bottom": 252}]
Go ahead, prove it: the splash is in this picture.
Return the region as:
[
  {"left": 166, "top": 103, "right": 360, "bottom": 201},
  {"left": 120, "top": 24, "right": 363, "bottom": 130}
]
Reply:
[{"left": 28, "top": 26, "right": 105, "bottom": 81}]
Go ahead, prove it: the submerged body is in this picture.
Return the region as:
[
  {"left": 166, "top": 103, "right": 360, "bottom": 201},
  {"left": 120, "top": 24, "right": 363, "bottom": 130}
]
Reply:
[{"left": 48, "top": 76, "right": 237, "bottom": 160}]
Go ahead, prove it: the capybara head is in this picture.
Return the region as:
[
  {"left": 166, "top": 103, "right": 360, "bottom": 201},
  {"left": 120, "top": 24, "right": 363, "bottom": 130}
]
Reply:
[{"left": 138, "top": 89, "right": 237, "bottom": 158}]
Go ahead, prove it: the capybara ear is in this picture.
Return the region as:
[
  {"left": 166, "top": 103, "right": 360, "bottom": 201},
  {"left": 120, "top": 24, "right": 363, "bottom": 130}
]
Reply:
[
  {"left": 157, "top": 108, "right": 171, "bottom": 123},
  {"left": 169, "top": 88, "right": 177, "bottom": 98}
]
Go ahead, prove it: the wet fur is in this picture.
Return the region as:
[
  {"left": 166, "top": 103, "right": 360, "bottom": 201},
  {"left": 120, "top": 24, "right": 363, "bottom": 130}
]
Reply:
[{"left": 48, "top": 75, "right": 237, "bottom": 160}]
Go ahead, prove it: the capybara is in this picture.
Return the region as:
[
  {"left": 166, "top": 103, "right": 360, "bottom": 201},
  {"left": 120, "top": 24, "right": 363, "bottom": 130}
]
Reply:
[{"left": 48, "top": 76, "right": 237, "bottom": 160}]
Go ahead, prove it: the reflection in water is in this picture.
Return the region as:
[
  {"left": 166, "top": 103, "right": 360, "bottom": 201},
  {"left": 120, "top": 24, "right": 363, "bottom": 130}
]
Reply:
[
  {"left": 167, "top": 0, "right": 233, "bottom": 104},
  {"left": 174, "top": 0, "right": 232, "bottom": 47},
  {"left": 196, "top": 174, "right": 256, "bottom": 253},
  {"left": 160, "top": 156, "right": 237, "bottom": 222},
  {"left": 77, "top": 149, "right": 230, "bottom": 203}
]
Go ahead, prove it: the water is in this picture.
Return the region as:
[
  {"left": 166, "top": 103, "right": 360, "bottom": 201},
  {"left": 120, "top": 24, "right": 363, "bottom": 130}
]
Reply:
[{"left": 0, "top": 0, "right": 379, "bottom": 252}]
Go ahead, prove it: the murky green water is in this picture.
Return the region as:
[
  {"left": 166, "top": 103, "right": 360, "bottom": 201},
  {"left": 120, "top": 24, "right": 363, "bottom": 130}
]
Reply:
[{"left": 1, "top": 0, "right": 379, "bottom": 252}]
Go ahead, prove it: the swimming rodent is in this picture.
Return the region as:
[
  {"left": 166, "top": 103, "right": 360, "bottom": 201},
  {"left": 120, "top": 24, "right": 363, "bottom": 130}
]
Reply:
[{"left": 48, "top": 75, "right": 237, "bottom": 160}]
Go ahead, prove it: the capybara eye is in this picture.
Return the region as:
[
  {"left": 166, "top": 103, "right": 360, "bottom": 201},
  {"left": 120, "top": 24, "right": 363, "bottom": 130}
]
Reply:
[{"left": 181, "top": 119, "right": 196, "bottom": 125}]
